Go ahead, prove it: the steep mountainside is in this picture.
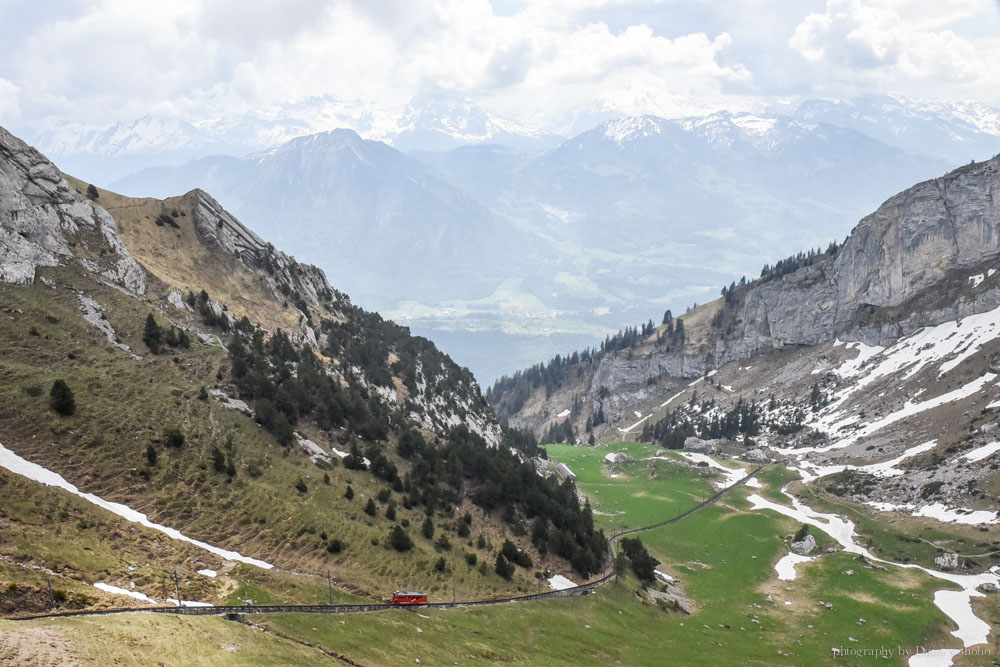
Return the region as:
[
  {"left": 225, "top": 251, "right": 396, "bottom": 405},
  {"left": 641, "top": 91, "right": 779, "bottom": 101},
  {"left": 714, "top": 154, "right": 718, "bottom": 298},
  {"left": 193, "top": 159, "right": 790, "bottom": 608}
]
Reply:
[
  {"left": 0, "top": 124, "right": 608, "bottom": 615},
  {"left": 492, "top": 154, "right": 1000, "bottom": 526}
]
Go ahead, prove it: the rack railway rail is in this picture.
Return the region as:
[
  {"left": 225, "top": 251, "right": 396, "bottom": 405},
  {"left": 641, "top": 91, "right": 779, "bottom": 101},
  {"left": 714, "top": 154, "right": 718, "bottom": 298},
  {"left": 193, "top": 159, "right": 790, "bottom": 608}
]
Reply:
[{"left": 6, "top": 466, "right": 761, "bottom": 622}]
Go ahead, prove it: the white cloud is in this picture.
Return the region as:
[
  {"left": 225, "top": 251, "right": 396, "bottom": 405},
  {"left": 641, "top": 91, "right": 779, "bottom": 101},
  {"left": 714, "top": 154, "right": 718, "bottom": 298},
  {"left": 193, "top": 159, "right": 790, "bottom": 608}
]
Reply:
[
  {"left": 789, "top": 0, "right": 1000, "bottom": 99},
  {"left": 1, "top": 0, "right": 998, "bottom": 132}
]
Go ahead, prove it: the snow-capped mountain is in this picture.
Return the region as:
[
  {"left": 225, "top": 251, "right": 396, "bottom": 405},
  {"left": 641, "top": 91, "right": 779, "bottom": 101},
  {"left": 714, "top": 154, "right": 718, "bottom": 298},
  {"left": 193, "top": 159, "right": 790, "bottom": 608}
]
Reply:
[
  {"left": 788, "top": 94, "right": 1000, "bottom": 164},
  {"left": 391, "top": 96, "right": 563, "bottom": 153}
]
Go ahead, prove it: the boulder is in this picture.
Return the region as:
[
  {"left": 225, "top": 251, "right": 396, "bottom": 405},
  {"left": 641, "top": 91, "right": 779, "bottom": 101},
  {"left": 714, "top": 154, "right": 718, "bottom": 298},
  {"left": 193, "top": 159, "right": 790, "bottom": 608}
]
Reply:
[
  {"left": 791, "top": 535, "right": 817, "bottom": 555},
  {"left": 684, "top": 437, "right": 716, "bottom": 454},
  {"left": 743, "top": 448, "right": 771, "bottom": 463},
  {"left": 934, "top": 552, "right": 959, "bottom": 570}
]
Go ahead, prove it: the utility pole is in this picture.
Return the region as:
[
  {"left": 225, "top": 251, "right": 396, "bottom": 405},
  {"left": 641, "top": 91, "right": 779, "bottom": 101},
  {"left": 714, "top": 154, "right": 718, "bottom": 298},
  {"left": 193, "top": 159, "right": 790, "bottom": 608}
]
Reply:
[
  {"left": 327, "top": 571, "right": 333, "bottom": 605},
  {"left": 172, "top": 569, "right": 183, "bottom": 608}
]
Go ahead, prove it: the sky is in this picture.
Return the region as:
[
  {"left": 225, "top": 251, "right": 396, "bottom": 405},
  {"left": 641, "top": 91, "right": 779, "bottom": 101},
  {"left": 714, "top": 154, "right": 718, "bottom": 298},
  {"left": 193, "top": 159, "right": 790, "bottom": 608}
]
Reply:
[{"left": 1, "top": 0, "right": 999, "bottom": 132}]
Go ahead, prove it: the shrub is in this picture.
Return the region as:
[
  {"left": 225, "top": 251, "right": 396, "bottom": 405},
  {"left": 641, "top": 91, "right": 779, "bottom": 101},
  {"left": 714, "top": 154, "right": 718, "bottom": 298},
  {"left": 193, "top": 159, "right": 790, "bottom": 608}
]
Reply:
[
  {"left": 435, "top": 534, "right": 452, "bottom": 551},
  {"left": 198, "top": 385, "right": 208, "bottom": 400},
  {"left": 295, "top": 478, "right": 308, "bottom": 493},
  {"left": 344, "top": 484, "right": 354, "bottom": 500},
  {"left": 327, "top": 539, "right": 344, "bottom": 554},
  {"left": 145, "top": 444, "right": 157, "bottom": 466},
  {"left": 377, "top": 488, "right": 391, "bottom": 503},
  {"left": 434, "top": 557, "right": 447, "bottom": 572},
  {"left": 422, "top": 517, "right": 434, "bottom": 540},
  {"left": 323, "top": 473, "right": 330, "bottom": 485},
  {"left": 457, "top": 522, "right": 470, "bottom": 538},
  {"left": 49, "top": 379, "right": 75, "bottom": 416},
  {"left": 465, "top": 552, "right": 477, "bottom": 566},
  {"left": 364, "top": 498, "right": 377, "bottom": 516},
  {"left": 389, "top": 525, "right": 414, "bottom": 552},
  {"left": 477, "top": 535, "right": 486, "bottom": 549},
  {"left": 163, "top": 428, "right": 184, "bottom": 448},
  {"left": 385, "top": 501, "right": 397, "bottom": 521},
  {"left": 211, "top": 446, "right": 226, "bottom": 473},
  {"left": 794, "top": 525, "right": 809, "bottom": 542},
  {"left": 86, "top": 183, "right": 99, "bottom": 200}
]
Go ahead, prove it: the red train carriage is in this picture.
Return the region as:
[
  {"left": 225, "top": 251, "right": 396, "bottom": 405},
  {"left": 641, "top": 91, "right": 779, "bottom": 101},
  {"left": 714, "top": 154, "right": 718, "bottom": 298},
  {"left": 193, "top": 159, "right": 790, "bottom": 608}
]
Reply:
[{"left": 391, "top": 590, "right": 428, "bottom": 605}]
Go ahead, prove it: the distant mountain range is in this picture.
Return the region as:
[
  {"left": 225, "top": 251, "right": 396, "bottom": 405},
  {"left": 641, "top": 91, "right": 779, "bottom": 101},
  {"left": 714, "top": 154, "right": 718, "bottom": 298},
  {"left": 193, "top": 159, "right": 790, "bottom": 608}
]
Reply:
[{"left": 98, "top": 96, "right": 987, "bottom": 383}]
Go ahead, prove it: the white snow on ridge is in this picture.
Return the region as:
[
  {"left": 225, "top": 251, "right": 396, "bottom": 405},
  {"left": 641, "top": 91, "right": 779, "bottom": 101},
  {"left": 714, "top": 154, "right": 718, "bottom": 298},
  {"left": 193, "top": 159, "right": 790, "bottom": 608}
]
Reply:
[
  {"left": 800, "top": 374, "right": 997, "bottom": 454},
  {"left": 961, "top": 441, "right": 1000, "bottom": 463},
  {"left": 0, "top": 442, "right": 273, "bottom": 570},
  {"left": 547, "top": 574, "right": 577, "bottom": 591},
  {"left": 556, "top": 408, "right": 572, "bottom": 419},
  {"left": 774, "top": 553, "right": 814, "bottom": 581}
]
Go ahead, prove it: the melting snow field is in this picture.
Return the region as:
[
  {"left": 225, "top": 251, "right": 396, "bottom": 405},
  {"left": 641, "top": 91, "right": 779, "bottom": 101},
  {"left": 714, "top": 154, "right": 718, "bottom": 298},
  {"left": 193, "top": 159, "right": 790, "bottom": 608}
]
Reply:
[
  {"left": 547, "top": 574, "right": 577, "bottom": 591},
  {"left": 677, "top": 452, "right": 758, "bottom": 489},
  {"left": 748, "top": 488, "right": 999, "bottom": 664},
  {"left": 0, "top": 442, "right": 273, "bottom": 569},
  {"left": 197, "top": 569, "right": 218, "bottom": 578},
  {"left": 774, "top": 553, "right": 814, "bottom": 581}
]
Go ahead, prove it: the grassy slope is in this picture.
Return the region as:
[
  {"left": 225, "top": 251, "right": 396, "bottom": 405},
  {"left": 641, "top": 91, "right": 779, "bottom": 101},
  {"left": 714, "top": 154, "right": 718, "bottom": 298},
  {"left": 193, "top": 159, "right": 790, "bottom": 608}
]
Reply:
[
  {"left": 0, "top": 268, "right": 543, "bottom": 605},
  {"left": 3, "top": 442, "right": 989, "bottom": 665}
]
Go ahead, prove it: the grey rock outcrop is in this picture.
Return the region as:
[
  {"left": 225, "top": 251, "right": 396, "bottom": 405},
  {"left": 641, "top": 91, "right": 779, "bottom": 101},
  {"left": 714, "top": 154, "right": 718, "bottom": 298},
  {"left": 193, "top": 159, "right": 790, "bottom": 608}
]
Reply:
[
  {"left": 0, "top": 125, "right": 145, "bottom": 293},
  {"left": 791, "top": 535, "right": 817, "bottom": 555},
  {"left": 744, "top": 449, "right": 772, "bottom": 463},
  {"left": 684, "top": 437, "right": 716, "bottom": 454},
  {"left": 934, "top": 552, "right": 959, "bottom": 570}
]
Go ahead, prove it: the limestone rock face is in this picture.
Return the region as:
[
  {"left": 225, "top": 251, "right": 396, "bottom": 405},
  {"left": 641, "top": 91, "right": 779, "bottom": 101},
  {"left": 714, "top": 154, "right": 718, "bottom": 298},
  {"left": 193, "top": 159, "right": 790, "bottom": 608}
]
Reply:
[
  {"left": 0, "top": 125, "right": 145, "bottom": 293},
  {"left": 500, "top": 157, "right": 1000, "bottom": 436}
]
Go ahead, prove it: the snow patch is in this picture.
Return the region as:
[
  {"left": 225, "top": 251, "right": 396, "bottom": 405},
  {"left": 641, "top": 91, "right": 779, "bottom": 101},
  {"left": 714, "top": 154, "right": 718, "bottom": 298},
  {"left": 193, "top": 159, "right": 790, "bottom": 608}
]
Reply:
[
  {"left": 547, "top": 574, "right": 577, "bottom": 591},
  {"left": 94, "top": 583, "right": 154, "bottom": 603},
  {"left": 774, "top": 553, "right": 814, "bottom": 581},
  {"left": 556, "top": 409, "right": 571, "bottom": 419},
  {"left": 0, "top": 442, "right": 273, "bottom": 569},
  {"left": 961, "top": 441, "right": 1000, "bottom": 463},
  {"left": 197, "top": 569, "right": 218, "bottom": 578}
]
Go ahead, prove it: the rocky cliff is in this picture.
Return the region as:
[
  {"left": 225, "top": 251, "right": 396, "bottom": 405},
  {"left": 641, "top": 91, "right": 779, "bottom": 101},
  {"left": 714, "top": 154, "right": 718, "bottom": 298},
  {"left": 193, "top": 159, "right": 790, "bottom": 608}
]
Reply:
[
  {"left": 0, "top": 126, "right": 145, "bottom": 292},
  {"left": 494, "top": 155, "right": 1000, "bottom": 438}
]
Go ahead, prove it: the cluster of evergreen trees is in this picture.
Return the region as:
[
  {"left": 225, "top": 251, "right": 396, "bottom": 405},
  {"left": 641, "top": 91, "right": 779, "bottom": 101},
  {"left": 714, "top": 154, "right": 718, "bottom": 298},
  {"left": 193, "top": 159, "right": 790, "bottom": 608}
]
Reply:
[
  {"left": 228, "top": 327, "right": 391, "bottom": 445},
  {"left": 142, "top": 313, "right": 191, "bottom": 354},
  {"left": 639, "top": 392, "right": 808, "bottom": 447},
  {"left": 396, "top": 425, "right": 606, "bottom": 578},
  {"left": 759, "top": 241, "right": 841, "bottom": 284}
]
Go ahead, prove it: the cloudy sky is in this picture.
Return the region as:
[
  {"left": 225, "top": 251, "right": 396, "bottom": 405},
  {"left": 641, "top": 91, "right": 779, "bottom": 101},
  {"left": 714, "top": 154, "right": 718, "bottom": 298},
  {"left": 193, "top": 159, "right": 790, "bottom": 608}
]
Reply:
[{"left": 1, "top": 0, "right": 999, "bottom": 131}]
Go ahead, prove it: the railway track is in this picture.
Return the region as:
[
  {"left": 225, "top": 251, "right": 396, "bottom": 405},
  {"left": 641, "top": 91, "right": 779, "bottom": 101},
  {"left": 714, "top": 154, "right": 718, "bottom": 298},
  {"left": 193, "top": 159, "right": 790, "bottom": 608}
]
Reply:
[{"left": 6, "top": 466, "right": 761, "bottom": 622}]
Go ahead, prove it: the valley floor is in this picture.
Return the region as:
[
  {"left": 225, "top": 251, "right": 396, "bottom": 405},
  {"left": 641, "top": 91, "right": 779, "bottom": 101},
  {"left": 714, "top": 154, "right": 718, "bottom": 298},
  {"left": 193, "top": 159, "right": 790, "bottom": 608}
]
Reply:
[{"left": 4, "top": 442, "right": 997, "bottom": 665}]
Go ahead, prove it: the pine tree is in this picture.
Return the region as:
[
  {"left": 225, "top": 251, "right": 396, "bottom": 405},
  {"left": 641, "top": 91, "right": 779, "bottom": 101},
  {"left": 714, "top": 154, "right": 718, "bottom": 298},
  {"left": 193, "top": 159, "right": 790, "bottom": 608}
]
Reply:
[
  {"left": 344, "top": 484, "right": 354, "bottom": 500},
  {"left": 422, "top": 516, "right": 435, "bottom": 540},
  {"left": 364, "top": 498, "right": 377, "bottom": 516},
  {"left": 49, "top": 379, "right": 75, "bottom": 416},
  {"left": 389, "top": 525, "right": 413, "bottom": 552},
  {"left": 145, "top": 444, "right": 157, "bottom": 466},
  {"left": 494, "top": 553, "right": 514, "bottom": 580},
  {"left": 142, "top": 313, "right": 162, "bottom": 353}
]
